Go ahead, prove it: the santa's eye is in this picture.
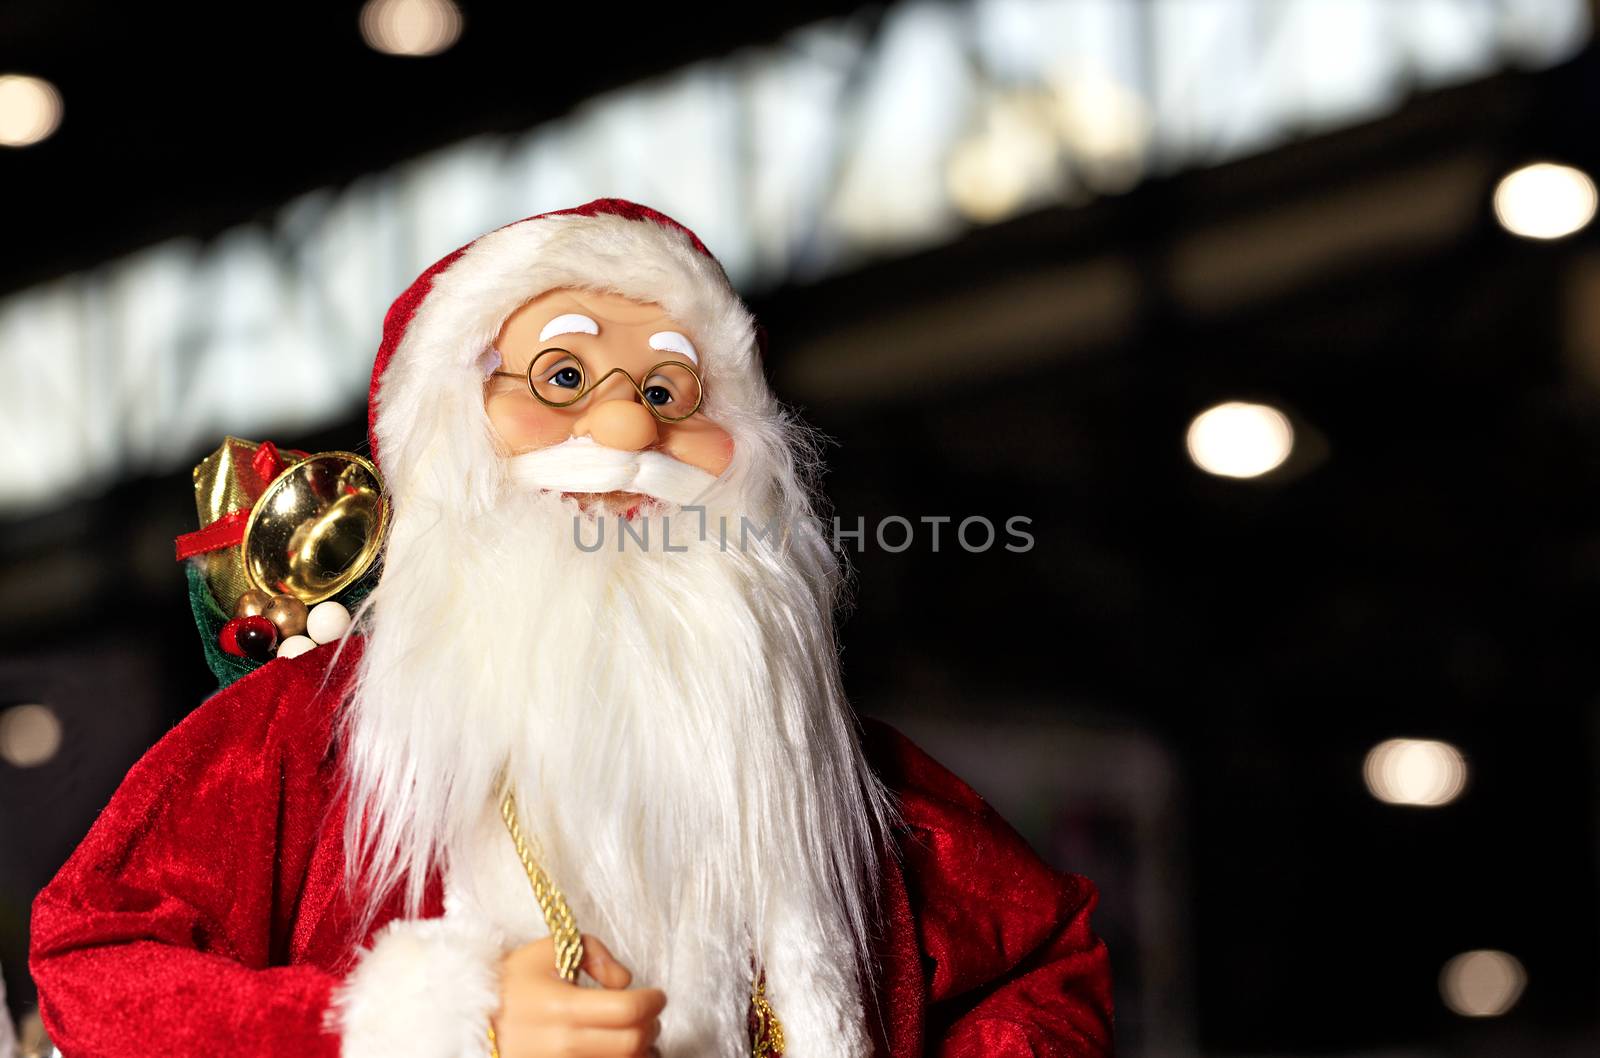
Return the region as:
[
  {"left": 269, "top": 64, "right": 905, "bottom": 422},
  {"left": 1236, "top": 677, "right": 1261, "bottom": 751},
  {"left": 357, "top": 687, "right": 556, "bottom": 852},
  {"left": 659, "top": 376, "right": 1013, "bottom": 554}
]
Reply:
[
  {"left": 636, "top": 362, "right": 703, "bottom": 422},
  {"left": 546, "top": 366, "right": 583, "bottom": 389},
  {"left": 526, "top": 349, "right": 588, "bottom": 406}
]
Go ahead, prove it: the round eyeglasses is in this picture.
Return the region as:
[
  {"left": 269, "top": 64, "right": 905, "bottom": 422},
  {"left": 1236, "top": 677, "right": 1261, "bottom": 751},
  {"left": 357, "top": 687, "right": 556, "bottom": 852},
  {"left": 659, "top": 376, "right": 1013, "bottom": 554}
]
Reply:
[{"left": 489, "top": 347, "right": 705, "bottom": 424}]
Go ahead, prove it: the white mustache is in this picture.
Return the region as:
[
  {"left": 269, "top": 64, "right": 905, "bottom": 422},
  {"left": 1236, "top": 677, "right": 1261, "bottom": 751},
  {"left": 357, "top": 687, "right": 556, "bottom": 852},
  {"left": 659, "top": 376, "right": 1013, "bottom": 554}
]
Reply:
[{"left": 507, "top": 436, "right": 719, "bottom": 506}]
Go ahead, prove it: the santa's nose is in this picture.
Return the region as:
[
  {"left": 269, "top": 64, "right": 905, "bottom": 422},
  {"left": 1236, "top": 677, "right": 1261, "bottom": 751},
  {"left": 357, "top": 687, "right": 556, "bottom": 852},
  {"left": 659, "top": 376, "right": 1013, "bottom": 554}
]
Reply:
[{"left": 573, "top": 398, "right": 659, "bottom": 451}]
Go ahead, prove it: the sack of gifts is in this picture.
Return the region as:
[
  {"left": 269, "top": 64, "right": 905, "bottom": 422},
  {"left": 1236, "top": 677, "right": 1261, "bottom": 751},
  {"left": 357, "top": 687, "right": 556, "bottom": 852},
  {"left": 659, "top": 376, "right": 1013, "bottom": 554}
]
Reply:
[{"left": 174, "top": 437, "right": 388, "bottom": 686}]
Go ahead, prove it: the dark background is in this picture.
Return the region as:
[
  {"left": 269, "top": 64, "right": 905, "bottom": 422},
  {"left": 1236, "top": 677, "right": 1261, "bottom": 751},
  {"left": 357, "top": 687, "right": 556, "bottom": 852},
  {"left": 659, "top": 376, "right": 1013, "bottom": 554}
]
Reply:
[{"left": 4, "top": 2, "right": 1600, "bottom": 1055}]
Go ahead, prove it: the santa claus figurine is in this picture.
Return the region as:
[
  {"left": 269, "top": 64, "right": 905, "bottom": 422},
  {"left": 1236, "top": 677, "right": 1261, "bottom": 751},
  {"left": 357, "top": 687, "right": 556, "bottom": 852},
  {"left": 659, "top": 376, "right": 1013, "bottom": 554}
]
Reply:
[{"left": 29, "top": 200, "right": 1113, "bottom": 1058}]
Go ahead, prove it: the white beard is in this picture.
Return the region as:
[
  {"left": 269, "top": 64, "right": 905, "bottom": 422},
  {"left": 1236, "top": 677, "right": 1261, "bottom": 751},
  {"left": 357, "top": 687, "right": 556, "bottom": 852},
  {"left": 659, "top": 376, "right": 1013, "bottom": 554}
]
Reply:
[{"left": 335, "top": 440, "right": 893, "bottom": 1058}]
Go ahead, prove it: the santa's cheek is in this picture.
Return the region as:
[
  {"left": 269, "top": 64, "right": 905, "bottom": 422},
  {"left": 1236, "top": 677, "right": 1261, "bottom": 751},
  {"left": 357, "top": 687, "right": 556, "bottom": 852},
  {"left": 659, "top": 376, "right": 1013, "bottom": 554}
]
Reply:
[
  {"left": 665, "top": 425, "right": 735, "bottom": 476},
  {"left": 486, "top": 396, "right": 574, "bottom": 450}
]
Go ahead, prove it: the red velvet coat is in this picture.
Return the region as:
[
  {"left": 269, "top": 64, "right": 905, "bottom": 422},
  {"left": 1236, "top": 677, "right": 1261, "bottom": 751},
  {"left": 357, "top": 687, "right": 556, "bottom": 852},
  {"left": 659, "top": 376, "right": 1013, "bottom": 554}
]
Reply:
[{"left": 29, "top": 639, "right": 1113, "bottom": 1057}]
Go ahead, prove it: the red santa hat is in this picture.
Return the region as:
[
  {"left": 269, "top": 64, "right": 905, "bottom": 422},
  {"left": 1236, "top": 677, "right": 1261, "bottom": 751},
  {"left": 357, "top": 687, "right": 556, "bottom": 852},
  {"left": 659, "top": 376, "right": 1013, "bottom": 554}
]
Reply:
[{"left": 365, "top": 199, "right": 774, "bottom": 507}]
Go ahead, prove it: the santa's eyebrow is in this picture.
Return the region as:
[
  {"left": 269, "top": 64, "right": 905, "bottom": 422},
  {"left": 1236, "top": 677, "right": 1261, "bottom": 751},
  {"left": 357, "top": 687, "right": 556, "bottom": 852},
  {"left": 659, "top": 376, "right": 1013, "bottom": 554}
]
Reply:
[
  {"left": 539, "top": 313, "right": 600, "bottom": 342},
  {"left": 648, "top": 331, "right": 698, "bottom": 364}
]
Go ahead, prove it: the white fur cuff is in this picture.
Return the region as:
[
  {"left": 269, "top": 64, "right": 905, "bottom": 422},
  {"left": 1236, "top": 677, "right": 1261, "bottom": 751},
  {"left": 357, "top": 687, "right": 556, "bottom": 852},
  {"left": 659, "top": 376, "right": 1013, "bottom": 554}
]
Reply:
[{"left": 327, "top": 917, "right": 507, "bottom": 1058}]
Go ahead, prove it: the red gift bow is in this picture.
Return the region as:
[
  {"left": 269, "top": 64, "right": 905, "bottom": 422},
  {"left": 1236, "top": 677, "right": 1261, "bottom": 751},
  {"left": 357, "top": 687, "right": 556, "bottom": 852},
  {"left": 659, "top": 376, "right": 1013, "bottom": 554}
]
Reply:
[{"left": 173, "top": 441, "right": 299, "bottom": 561}]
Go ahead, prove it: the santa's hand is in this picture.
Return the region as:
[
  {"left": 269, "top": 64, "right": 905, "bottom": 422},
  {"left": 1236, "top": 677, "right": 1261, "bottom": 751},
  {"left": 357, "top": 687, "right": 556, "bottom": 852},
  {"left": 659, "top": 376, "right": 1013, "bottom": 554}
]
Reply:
[{"left": 492, "top": 933, "right": 666, "bottom": 1058}]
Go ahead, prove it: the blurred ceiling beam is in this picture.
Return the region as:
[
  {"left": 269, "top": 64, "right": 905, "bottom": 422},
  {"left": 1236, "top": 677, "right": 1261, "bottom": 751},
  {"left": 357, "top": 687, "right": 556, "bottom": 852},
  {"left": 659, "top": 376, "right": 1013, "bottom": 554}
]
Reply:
[
  {"left": 0, "top": 0, "right": 874, "bottom": 296},
  {"left": 781, "top": 258, "right": 1137, "bottom": 404},
  {"left": 765, "top": 54, "right": 1582, "bottom": 405},
  {"left": 1169, "top": 153, "right": 1492, "bottom": 315},
  {"left": 777, "top": 151, "right": 1494, "bottom": 404}
]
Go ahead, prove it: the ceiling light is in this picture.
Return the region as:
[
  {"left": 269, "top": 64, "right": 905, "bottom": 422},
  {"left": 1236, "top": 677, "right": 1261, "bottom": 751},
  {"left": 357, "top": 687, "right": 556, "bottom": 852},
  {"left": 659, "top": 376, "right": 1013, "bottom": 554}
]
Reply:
[
  {"left": 1185, "top": 401, "right": 1295, "bottom": 479},
  {"left": 1493, "top": 162, "right": 1596, "bottom": 240},
  {"left": 0, "top": 702, "right": 62, "bottom": 767},
  {"left": 0, "top": 74, "right": 63, "bottom": 148},
  {"left": 1362, "top": 738, "right": 1467, "bottom": 807},
  {"left": 1441, "top": 950, "right": 1526, "bottom": 1017},
  {"left": 359, "top": 0, "right": 463, "bottom": 58}
]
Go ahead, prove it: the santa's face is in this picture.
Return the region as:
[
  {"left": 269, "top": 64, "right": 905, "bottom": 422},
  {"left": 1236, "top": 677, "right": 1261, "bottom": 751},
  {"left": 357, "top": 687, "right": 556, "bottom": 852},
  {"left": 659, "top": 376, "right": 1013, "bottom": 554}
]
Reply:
[{"left": 485, "top": 288, "right": 736, "bottom": 514}]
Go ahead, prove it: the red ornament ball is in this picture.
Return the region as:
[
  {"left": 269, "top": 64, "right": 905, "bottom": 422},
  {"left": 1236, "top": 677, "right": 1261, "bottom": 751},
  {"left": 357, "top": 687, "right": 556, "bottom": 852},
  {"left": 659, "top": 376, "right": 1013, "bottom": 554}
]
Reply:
[
  {"left": 235, "top": 615, "right": 279, "bottom": 662},
  {"left": 217, "top": 618, "right": 247, "bottom": 657}
]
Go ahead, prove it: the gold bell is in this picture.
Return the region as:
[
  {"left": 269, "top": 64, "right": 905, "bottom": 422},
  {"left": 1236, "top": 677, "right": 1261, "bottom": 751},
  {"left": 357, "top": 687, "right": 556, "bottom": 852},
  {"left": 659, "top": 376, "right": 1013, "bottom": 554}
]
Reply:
[{"left": 240, "top": 452, "right": 389, "bottom": 605}]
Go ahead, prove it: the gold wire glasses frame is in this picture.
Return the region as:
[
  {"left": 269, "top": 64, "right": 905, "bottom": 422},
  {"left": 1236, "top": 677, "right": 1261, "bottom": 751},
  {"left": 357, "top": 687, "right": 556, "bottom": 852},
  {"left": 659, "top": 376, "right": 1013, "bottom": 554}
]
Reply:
[{"left": 489, "top": 346, "right": 705, "bottom": 424}]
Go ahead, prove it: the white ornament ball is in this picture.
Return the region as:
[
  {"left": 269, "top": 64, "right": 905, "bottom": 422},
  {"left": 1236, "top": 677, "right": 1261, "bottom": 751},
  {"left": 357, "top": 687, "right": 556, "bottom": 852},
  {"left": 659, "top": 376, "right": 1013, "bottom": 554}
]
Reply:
[
  {"left": 276, "top": 634, "right": 317, "bottom": 660},
  {"left": 306, "top": 601, "right": 352, "bottom": 645}
]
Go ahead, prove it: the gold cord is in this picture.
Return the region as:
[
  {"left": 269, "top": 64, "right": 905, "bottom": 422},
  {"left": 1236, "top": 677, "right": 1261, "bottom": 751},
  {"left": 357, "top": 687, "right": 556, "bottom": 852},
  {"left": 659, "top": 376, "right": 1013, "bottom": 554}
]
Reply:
[
  {"left": 495, "top": 786, "right": 784, "bottom": 1056},
  {"left": 751, "top": 973, "right": 787, "bottom": 1058},
  {"left": 499, "top": 788, "right": 585, "bottom": 982}
]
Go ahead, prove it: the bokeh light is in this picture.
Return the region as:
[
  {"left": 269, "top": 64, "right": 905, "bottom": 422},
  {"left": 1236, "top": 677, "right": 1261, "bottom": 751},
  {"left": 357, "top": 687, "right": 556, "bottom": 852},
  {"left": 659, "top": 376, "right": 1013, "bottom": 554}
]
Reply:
[
  {"left": 1050, "top": 68, "right": 1151, "bottom": 193},
  {"left": 1440, "top": 950, "right": 1526, "bottom": 1017},
  {"left": 1362, "top": 738, "right": 1467, "bottom": 807},
  {"left": 0, "top": 702, "right": 62, "bottom": 767},
  {"left": 0, "top": 74, "right": 63, "bottom": 147},
  {"left": 947, "top": 94, "right": 1061, "bottom": 223},
  {"left": 1185, "top": 401, "right": 1295, "bottom": 479},
  {"left": 1493, "top": 162, "right": 1596, "bottom": 240},
  {"left": 359, "top": 0, "right": 463, "bottom": 57}
]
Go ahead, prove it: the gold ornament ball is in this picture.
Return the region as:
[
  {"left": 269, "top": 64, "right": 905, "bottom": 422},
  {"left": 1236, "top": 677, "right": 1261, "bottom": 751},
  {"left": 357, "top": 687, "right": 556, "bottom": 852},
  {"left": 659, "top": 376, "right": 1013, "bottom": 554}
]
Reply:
[
  {"left": 233, "top": 589, "right": 273, "bottom": 620},
  {"left": 264, "top": 594, "right": 309, "bottom": 638}
]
